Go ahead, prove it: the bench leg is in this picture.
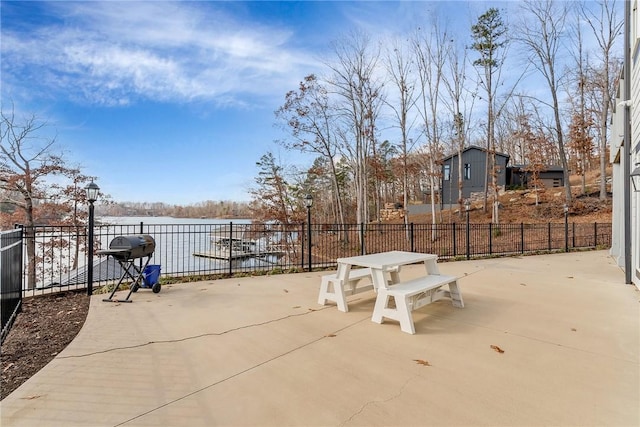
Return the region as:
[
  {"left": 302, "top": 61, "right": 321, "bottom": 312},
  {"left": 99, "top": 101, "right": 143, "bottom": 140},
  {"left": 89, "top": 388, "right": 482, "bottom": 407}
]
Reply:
[
  {"left": 448, "top": 281, "right": 464, "bottom": 308},
  {"left": 395, "top": 297, "right": 416, "bottom": 334},
  {"left": 317, "top": 276, "right": 331, "bottom": 306},
  {"left": 371, "top": 291, "right": 390, "bottom": 324},
  {"left": 371, "top": 292, "right": 416, "bottom": 334},
  {"left": 318, "top": 276, "right": 349, "bottom": 312}
]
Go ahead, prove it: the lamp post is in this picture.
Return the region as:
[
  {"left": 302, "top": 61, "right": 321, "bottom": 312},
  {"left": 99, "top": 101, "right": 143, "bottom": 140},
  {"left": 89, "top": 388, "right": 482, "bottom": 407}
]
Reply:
[
  {"left": 304, "top": 194, "right": 313, "bottom": 272},
  {"left": 563, "top": 203, "right": 569, "bottom": 253},
  {"left": 465, "top": 199, "right": 471, "bottom": 260},
  {"left": 85, "top": 181, "right": 100, "bottom": 296}
]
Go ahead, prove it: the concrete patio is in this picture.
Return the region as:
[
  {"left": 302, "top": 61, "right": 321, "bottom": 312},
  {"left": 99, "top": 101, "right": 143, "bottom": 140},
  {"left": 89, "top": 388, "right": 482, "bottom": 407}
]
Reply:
[{"left": 1, "top": 250, "right": 638, "bottom": 426}]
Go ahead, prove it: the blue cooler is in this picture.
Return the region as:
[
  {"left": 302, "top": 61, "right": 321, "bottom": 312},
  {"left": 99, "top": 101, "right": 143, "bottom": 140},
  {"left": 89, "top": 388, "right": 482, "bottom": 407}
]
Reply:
[{"left": 141, "top": 264, "right": 161, "bottom": 293}]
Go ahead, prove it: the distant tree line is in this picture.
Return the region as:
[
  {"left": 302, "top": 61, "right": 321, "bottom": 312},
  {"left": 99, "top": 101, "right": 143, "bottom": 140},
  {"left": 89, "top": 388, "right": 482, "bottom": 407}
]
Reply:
[
  {"left": 96, "top": 200, "right": 251, "bottom": 219},
  {"left": 251, "top": 1, "right": 621, "bottom": 234}
]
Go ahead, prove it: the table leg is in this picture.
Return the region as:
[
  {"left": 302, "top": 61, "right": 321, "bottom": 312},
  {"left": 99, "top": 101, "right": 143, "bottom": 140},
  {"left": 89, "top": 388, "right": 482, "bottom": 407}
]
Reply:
[
  {"left": 371, "top": 268, "right": 388, "bottom": 291},
  {"left": 424, "top": 258, "right": 440, "bottom": 275},
  {"left": 388, "top": 268, "right": 401, "bottom": 285}
]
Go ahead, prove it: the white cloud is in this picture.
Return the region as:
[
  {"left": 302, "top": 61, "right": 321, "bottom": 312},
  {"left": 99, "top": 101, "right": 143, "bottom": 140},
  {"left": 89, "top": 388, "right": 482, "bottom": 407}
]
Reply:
[{"left": 2, "top": 1, "right": 319, "bottom": 107}]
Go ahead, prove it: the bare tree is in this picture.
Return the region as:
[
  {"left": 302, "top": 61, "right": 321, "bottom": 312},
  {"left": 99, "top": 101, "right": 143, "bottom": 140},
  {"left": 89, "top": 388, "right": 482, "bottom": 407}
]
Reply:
[
  {"left": 0, "top": 108, "right": 87, "bottom": 289},
  {"left": 517, "top": 0, "right": 572, "bottom": 204},
  {"left": 581, "top": 0, "right": 623, "bottom": 200},
  {"left": 413, "top": 21, "right": 448, "bottom": 235},
  {"left": 567, "top": 111, "right": 595, "bottom": 194},
  {"left": 524, "top": 127, "right": 552, "bottom": 206},
  {"left": 275, "top": 74, "right": 348, "bottom": 240},
  {"left": 384, "top": 36, "right": 418, "bottom": 230},
  {"left": 325, "top": 31, "right": 384, "bottom": 228},
  {"left": 441, "top": 37, "right": 477, "bottom": 217},
  {"left": 567, "top": 8, "right": 593, "bottom": 195}
]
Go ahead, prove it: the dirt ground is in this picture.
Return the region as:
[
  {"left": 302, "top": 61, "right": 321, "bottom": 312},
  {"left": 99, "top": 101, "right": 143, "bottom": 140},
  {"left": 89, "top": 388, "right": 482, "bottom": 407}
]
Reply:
[
  {"left": 1, "top": 291, "right": 89, "bottom": 400},
  {"left": 406, "top": 188, "right": 612, "bottom": 225}
]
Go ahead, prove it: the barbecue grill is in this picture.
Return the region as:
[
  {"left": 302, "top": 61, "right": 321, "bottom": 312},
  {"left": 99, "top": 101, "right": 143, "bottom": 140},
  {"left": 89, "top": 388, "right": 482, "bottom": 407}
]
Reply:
[{"left": 97, "top": 234, "right": 160, "bottom": 302}]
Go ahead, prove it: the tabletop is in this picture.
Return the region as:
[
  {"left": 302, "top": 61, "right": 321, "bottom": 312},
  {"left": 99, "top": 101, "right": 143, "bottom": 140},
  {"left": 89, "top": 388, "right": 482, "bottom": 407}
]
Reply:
[{"left": 337, "top": 251, "right": 437, "bottom": 270}]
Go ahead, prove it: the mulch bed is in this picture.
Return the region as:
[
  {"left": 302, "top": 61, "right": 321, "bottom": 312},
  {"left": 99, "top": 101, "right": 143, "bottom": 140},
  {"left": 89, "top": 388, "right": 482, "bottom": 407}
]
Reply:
[{"left": 1, "top": 290, "right": 89, "bottom": 400}]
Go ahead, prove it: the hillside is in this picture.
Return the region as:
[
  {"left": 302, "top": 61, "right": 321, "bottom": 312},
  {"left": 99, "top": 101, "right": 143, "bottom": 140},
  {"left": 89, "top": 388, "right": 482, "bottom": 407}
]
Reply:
[{"left": 404, "top": 171, "right": 612, "bottom": 225}]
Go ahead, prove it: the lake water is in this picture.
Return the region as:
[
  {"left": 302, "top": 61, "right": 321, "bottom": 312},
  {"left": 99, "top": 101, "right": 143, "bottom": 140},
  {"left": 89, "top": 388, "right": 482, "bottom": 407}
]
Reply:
[{"left": 94, "top": 217, "right": 286, "bottom": 277}]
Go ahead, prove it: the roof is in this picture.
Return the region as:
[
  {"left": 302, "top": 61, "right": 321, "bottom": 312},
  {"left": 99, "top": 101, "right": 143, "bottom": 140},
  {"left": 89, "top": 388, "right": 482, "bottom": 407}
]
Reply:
[
  {"left": 510, "top": 165, "right": 565, "bottom": 172},
  {"left": 442, "top": 145, "right": 510, "bottom": 162},
  {"left": 41, "top": 257, "right": 127, "bottom": 289}
]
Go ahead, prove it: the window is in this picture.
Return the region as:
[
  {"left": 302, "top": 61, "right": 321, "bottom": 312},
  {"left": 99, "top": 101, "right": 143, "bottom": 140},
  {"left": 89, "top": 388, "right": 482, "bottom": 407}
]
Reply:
[
  {"left": 464, "top": 163, "right": 471, "bottom": 180},
  {"left": 443, "top": 164, "right": 450, "bottom": 181}
]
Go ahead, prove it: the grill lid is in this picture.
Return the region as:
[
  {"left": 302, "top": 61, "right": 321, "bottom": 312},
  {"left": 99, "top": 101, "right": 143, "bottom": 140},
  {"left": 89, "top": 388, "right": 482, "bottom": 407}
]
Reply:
[{"left": 98, "top": 235, "right": 156, "bottom": 260}]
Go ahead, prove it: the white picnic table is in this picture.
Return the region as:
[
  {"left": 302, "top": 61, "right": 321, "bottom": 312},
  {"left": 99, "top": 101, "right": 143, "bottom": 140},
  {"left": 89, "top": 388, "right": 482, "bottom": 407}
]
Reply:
[{"left": 318, "top": 250, "right": 464, "bottom": 334}]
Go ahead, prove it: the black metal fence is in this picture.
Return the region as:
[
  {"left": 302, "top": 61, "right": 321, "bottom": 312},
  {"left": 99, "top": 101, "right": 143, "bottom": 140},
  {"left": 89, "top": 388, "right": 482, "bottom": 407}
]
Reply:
[
  {"left": 1, "top": 227, "right": 24, "bottom": 343},
  {"left": 10, "top": 220, "right": 611, "bottom": 297}
]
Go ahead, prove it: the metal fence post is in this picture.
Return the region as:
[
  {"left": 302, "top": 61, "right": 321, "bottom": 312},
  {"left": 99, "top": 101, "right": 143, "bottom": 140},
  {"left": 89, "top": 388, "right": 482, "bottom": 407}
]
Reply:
[
  {"left": 307, "top": 213, "right": 312, "bottom": 272},
  {"left": 466, "top": 218, "right": 470, "bottom": 260},
  {"left": 301, "top": 222, "right": 305, "bottom": 271},
  {"left": 228, "top": 222, "right": 233, "bottom": 275},
  {"left": 564, "top": 213, "right": 569, "bottom": 252},
  {"left": 594, "top": 222, "right": 597, "bottom": 247},
  {"left": 521, "top": 222, "right": 525, "bottom": 254},
  {"left": 489, "top": 223, "right": 493, "bottom": 255},
  {"left": 452, "top": 223, "right": 457, "bottom": 257},
  {"left": 139, "top": 221, "right": 144, "bottom": 274},
  {"left": 410, "top": 223, "right": 415, "bottom": 252},
  {"left": 360, "top": 223, "right": 365, "bottom": 255}
]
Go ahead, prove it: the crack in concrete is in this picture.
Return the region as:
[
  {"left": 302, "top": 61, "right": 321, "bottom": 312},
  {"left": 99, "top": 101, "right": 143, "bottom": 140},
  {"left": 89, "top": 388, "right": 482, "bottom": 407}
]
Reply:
[
  {"left": 106, "top": 311, "right": 370, "bottom": 426},
  {"left": 339, "top": 375, "right": 417, "bottom": 427},
  {"left": 59, "top": 305, "right": 335, "bottom": 359}
]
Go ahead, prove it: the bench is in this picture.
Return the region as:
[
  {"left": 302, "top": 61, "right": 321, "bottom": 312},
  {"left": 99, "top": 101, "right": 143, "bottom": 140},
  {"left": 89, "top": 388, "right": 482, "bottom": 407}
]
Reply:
[
  {"left": 318, "top": 268, "right": 373, "bottom": 312},
  {"left": 371, "top": 274, "right": 464, "bottom": 334}
]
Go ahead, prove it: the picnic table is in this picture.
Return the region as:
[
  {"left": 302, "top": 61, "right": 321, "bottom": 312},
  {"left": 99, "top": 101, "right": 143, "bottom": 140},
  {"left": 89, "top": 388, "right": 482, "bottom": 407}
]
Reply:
[{"left": 318, "top": 251, "right": 464, "bottom": 334}]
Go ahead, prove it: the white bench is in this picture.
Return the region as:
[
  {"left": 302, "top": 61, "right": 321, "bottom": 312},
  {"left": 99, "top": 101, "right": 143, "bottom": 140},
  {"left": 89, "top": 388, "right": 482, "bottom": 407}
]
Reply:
[
  {"left": 371, "top": 274, "right": 464, "bottom": 334},
  {"left": 318, "top": 268, "right": 373, "bottom": 312}
]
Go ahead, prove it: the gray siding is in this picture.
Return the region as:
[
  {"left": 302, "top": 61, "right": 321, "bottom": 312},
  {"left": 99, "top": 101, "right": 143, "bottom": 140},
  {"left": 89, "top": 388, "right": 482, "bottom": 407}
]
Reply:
[{"left": 441, "top": 147, "right": 509, "bottom": 205}]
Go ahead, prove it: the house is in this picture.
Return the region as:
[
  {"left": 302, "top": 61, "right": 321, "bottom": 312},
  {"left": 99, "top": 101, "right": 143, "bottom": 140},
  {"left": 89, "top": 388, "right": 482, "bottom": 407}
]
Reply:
[
  {"left": 441, "top": 145, "right": 510, "bottom": 205},
  {"left": 609, "top": 3, "right": 639, "bottom": 290},
  {"left": 507, "top": 165, "right": 565, "bottom": 189}
]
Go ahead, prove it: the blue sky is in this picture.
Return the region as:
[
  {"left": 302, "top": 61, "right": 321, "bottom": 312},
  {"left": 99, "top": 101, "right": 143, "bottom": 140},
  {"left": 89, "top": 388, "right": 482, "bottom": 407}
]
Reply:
[{"left": 2, "top": 1, "right": 544, "bottom": 204}]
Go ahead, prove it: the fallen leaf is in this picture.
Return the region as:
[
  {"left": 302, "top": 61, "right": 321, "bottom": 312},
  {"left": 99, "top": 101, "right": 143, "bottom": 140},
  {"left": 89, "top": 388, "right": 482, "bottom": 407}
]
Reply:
[
  {"left": 3, "top": 363, "right": 15, "bottom": 373},
  {"left": 567, "top": 276, "right": 574, "bottom": 279},
  {"left": 490, "top": 345, "right": 505, "bottom": 354},
  {"left": 520, "top": 283, "right": 527, "bottom": 286},
  {"left": 325, "top": 334, "right": 337, "bottom": 338},
  {"left": 283, "top": 289, "right": 289, "bottom": 293},
  {"left": 571, "top": 328, "right": 577, "bottom": 332},
  {"left": 413, "top": 359, "right": 431, "bottom": 366}
]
